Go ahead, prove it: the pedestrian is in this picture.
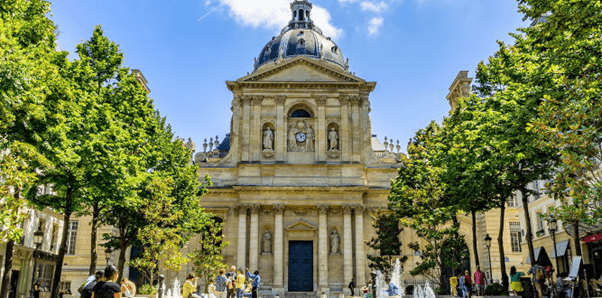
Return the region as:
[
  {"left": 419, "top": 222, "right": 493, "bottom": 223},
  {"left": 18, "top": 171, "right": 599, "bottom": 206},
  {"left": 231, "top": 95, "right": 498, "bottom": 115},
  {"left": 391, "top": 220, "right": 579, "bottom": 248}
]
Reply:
[
  {"left": 242, "top": 282, "right": 252, "bottom": 297},
  {"left": 120, "top": 278, "right": 133, "bottom": 297},
  {"left": 226, "top": 266, "right": 236, "bottom": 298},
  {"left": 528, "top": 261, "right": 546, "bottom": 298},
  {"left": 246, "top": 268, "right": 260, "bottom": 298},
  {"left": 459, "top": 271, "right": 470, "bottom": 298},
  {"left": 509, "top": 266, "right": 524, "bottom": 296},
  {"left": 450, "top": 271, "right": 459, "bottom": 297},
  {"left": 207, "top": 278, "right": 217, "bottom": 298},
  {"left": 82, "top": 271, "right": 103, "bottom": 298},
  {"left": 215, "top": 269, "right": 228, "bottom": 298},
  {"left": 183, "top": 273, "right": 201, "bottom": 298},
  {"left": 33, "top": 280, "right": 42, "bottom": 298},
  {"left": 464, "top": 270, "right": 472, "bottom": 296},
  {"left": 474, "top": 266, "right": 485, "bottom": 296},
  {"left": 235, "top": 268, "right": 245, "bottom": 298},
  {"left": 348, "top": 278, "right": 356, "bottom": 296},
  {"left": 361, "top": 282, "right": 371, "bottom": 298},
  {"left": 92, "top": 265, "right": 121, "bottom": 298}
]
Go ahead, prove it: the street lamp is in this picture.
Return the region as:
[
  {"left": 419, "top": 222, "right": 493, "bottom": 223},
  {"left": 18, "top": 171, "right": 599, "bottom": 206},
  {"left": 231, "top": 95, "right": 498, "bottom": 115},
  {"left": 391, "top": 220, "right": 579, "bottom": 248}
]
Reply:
[
  {"left": 105, "top": 247, "right": 112, "bottom": 265},
  {"left": 549, "top": 218, "right": 559, "bottom": 298},
  {"left": 484, "top": 234, "right": 493, "bottom": 282},
  {"left": 30, "top": 226, "right": 44, "bottom": 298}
]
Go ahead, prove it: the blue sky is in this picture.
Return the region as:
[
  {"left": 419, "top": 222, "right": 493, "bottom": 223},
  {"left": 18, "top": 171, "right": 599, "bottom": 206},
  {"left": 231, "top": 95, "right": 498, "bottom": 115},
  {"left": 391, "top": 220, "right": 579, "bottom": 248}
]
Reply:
[{"left": 49, "top": 0, "right": 528, "bottom": 153}]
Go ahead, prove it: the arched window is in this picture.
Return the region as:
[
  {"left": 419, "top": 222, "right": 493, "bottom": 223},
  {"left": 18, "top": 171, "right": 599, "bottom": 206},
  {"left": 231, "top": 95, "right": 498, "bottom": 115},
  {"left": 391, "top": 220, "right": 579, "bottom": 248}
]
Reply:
[
  {"left": 299, "top": 9, "right": 304, "bottom": 21},
  {"left": 291, "top": 109, "right": 311, "bottom": 118}
]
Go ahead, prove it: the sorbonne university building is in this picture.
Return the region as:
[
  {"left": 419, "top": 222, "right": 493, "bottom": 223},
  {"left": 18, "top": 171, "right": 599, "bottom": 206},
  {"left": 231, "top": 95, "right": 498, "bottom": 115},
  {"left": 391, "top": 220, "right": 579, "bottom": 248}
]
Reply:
[{"left": 6, "top": 1, "right": 591, "bottom": 298}]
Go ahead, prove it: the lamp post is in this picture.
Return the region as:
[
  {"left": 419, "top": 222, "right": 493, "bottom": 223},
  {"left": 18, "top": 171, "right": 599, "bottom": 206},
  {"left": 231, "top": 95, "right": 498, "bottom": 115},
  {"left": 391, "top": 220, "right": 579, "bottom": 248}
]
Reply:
[
  {"left": 30, "top": 226, "right": 44, "bottom": 298},
  {"left": 484, "top": 234, "right": 493, "bottom": 283},
  {"left": 549, "top": 218, "right": 559, "bottom": 297},
  {"left": 104, "top": 248, "right": 112, "bottom": 266}
]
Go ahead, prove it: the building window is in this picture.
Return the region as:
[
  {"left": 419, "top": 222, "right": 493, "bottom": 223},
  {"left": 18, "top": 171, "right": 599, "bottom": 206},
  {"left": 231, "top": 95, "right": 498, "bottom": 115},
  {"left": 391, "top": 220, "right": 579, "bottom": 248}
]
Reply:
[
  {"left": 59, "top": 281, "right": 71, "bottom": 294},
  {"left": 66, "top": 221, "right": 78, "bottom": 255},
  {"left": 50, "top": 224, "right": 58, "bottom": 252},
  {"left": 510, "top": 222, "right": 522, "bottom": 252},
  {"left": 536, "top": 212, "right": 545, "bottom": 236},
  {"left": 508, "top": 195, "right": 518, "bottom": 207}
]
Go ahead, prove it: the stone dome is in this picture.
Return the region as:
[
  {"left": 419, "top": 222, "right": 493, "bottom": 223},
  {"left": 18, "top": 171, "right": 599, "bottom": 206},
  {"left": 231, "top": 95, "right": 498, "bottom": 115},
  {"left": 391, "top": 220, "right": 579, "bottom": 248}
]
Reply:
[{"left": 253, "top": 0, "right": 349, "bottom": 72}]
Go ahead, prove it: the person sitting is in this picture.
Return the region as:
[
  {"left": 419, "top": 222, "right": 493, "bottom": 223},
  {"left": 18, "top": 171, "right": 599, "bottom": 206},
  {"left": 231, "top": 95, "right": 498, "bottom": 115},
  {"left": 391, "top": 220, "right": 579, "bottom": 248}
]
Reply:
[{"left": 385, "top": 278, "right": 400, "bottom": 297}]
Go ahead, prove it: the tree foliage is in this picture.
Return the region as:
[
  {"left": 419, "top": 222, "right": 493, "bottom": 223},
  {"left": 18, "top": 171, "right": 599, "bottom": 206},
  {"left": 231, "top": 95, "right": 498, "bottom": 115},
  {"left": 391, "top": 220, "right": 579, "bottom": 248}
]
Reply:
[
  {"left": 189, "top": 216, "right": 229, "bottom": 293},
  {"left": 366, "top": 213, "right": 405, "bottom": 277}
]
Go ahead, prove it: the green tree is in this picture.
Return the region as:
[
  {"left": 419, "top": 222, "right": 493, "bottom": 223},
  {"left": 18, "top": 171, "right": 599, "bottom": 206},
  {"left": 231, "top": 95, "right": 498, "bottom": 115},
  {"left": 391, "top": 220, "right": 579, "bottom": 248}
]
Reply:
[
  {"left": 366, "top": 213, "right": 405, "bottom": 277},
  {"left": 189, "top": 218, "right": 229, "bottom": 293},
  {"left": 522, "top": 0, "right": 602, "bottom": 257},
  {"left": 389, "top": 122, "right": 465, "bottom": 287}
]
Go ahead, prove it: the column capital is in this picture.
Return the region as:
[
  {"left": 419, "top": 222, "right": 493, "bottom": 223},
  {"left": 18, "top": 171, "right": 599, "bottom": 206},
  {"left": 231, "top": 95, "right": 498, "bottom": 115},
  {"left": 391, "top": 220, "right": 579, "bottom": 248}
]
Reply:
[
  {"left": 338, "top": 95, "right": 349, "bottom": 105},
  {"left": 236, "top": 204, "right": 249, "bottom": 215},
  {"left": 232, "top": 96, "right": 241, "bottom": 107},
  {"left": 276, "top": 95, "right": 287, "bottom": 104},
  {"left": 249, "top": 204, "right": 261, "bottom": 214},
  {"left": 241, "top": 96, "right": 253, "bottom": 105},
  {"left": 353, "top": 204, "right": 366, "bottom": 214},
  {"left": 349, "top": 96, "right": 361, "bottom": 106},
  {"left": 273, "top": 204, "right": 285, "bottom": 214},
  {"left": 317, "top": 204, "right": 329, "bottom": 215},
  {"left": 251, "top": 96, "right": 264, "bottom": 106},
  {"left": 342, "top": 204, "right": 353, "bottom": 215},
  {"left": 315, "top": 95, "right": 327, "bottom": 105}
]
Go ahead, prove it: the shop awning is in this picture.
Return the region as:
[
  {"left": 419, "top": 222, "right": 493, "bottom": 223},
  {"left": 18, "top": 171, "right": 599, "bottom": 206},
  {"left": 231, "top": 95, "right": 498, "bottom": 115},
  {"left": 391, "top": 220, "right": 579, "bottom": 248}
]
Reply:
[
  {"left": 525, "top": 247, "right": 552, "bottom": 266},
  {"left": 583, "top": 232, "right": 602, "bottom": 243},
  {"left": 550, "top": 240, "right": 570, "bottom": 258}
]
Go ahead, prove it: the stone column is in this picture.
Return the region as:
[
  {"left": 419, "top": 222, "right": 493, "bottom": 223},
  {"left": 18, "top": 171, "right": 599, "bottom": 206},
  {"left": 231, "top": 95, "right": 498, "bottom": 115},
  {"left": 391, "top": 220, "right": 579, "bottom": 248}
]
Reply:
[
  {"left": 317, "top": 204, "right": 329, "bottom": 291},
  {"left": 273, "top": 204, "right": 285, "bottom": 295},
  {"left": 241, "top": 97, "right": 252, "bottom": 162},
  {"left": 229, "top": 97, "right": 241, "bottom": 163},
  {"left": 237, "top": 205, "right": 248, "bottom": 269},
  {"left": 276, "top": 96, "right": 286, "bottom": 161},
  {"left": 342, "top": 205, "right": 353, "bottom": 295},
  {"left": 350, "top": 97, "right": 361, "bottom": 163},
  {"left": 354, "top": 205, "right": 366, "bottom": 286},
  {"left": 251, "top": 96, "right": 263, "bottom": 161},
  {"left": 339, "top": 96, "right": 350, "bottom": 162},
  {"left": 361, "top": 98, "right": 371, "bottom": 159},
  {"left": 249, "top": 205, "right": 260, "bottom": 271},
  {"left": 316, "top": 96, "right": 327, "bottom": 162}
]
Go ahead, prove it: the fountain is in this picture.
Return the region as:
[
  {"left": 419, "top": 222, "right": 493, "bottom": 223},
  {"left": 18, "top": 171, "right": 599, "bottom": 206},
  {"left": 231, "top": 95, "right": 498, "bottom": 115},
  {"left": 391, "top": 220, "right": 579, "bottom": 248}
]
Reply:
[
  {"left": 390, "top": 259, "right": 405, "bottom": 297},
  {"left": 412, "top": 281, "right": 435, "bottom": 298}
]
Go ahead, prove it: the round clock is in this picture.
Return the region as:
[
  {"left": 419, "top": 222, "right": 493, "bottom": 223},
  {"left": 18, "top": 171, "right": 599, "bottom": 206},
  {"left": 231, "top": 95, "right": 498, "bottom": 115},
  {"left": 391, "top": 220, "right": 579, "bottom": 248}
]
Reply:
[{"left": 296, "top": 132, "right": 306, "bottom": 143}]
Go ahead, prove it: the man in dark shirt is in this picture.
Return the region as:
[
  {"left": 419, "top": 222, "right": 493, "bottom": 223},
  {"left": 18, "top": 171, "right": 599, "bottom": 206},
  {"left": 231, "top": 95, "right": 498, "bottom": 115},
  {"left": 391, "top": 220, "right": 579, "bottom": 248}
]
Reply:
[{"left": 82, "top": 271, "right": 103, "bottom": 298}]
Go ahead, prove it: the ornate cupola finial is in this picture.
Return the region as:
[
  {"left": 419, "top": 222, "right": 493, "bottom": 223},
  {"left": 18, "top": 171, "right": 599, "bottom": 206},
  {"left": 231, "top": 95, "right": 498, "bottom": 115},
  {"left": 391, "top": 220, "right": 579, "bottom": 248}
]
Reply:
[{"left": 285, "top": 0, "right": 321, "bottom": 33}]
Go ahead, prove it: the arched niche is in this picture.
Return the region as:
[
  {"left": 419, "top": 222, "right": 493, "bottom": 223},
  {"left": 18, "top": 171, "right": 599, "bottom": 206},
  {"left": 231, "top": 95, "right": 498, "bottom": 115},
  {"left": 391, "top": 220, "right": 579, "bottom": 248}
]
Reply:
[
  {"left": 327, "top": 123, "right": 340, "bottom": 152},
  {"left": 287, "top": 103, "right": 315, "bottom": 118},
  {"left": 262, "top": 122, "right": 275, "bottom": 151}
]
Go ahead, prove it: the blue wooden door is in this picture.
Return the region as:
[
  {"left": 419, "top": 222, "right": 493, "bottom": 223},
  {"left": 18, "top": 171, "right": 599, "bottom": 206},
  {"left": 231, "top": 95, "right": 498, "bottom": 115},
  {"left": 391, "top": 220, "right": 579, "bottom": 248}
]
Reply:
[{"left": 288, "top": 241, "right": 313, "bottom": 292}]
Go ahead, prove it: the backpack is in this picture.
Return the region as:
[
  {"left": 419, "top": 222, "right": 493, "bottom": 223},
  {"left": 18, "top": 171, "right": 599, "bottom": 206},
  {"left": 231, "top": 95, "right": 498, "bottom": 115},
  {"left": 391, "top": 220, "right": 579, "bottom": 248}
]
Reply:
[{"left": 536, "top": 266, "right": 546, "bottom": 281}]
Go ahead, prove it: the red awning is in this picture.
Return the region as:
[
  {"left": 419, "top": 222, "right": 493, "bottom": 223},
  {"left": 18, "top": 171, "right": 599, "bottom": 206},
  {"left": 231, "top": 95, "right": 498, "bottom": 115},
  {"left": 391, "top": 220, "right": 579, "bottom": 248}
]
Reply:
[{"left": 583, "top": 233, "right": 602, "bottom": 243}]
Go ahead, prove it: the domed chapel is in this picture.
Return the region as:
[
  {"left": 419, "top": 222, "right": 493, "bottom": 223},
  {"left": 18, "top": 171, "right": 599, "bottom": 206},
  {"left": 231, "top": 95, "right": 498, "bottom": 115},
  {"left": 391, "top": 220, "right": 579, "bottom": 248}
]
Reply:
[{"left": 196, "top": 1, "right": 409, "bottom": 296}]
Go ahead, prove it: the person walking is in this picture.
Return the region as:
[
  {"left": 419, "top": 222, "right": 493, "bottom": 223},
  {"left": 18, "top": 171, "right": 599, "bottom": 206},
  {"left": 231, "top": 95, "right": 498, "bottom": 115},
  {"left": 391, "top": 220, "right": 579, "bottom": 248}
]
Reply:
[
  {"left": 528, "top": 262, "right": 546, "bottom": 298},
  {"left": 474, "top": 267, "right": 485, "bottom": 296},
  {"left": 215, "top": 269, "right": 228, "bottom": 298},
  {"left": 459, "top": 271, "right": 471, "bottom": 298},
  {"left": 509, "top": 266, "right": 524, "bottom": 296},
  {"left": 449, "top": 272, "right": 459, "bottom": 297},
  {"left": 246, "top": 268, "right": 260, "bottom": 298},
  {"left": 92, "top": 265, "right": 121, "bottom": 298},
  {"left": 348, "top": 278, "right": 356, "bottom": 297},
  {"left": 235, "top": 268, "right": 245, "bottom": 298}
]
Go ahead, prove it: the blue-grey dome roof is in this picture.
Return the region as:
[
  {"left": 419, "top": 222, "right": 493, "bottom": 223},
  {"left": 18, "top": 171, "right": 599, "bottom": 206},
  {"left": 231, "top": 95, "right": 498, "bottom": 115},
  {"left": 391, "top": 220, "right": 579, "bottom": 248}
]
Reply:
[{"left": 253, "top": 0, "right": 349, "bottom": 71}]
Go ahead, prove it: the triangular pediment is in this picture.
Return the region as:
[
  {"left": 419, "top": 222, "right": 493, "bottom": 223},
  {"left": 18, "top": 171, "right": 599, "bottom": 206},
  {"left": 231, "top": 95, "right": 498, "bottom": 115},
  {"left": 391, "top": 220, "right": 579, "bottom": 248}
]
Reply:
[
  {"left": 239, "top": 56, "right": 364, "bottom": 83},
  {"left": 285, "top": 219, "right": 317, "bottom": 231}
]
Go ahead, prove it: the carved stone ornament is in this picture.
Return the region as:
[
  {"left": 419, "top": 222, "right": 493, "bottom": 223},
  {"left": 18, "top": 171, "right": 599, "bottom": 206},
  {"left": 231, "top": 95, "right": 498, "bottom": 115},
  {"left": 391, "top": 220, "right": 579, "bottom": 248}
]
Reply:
[
  {"left": 249, "top": 204, "right": 261, "bottom": 214},
  {"left": 329, "top": 229, "right": 341, "bottom": 255},
  {"left": 194, "top": 152, "right": 207, "bottom": 164},
  {"left": 287, "top": 120, "right": 315, "bottom": 152},
  {"left": 236, "top": 205, "right": 249, "bottom": 215},
  {"left": 317, "top": 204, "right": 329, "bottom": 214},
  {"left": 252, "top": 96, "right": 264, "bottom": 106},
  {"left": 291, "top": 207, "right": 311, "bottom": 216},
  {"left": 263, "top": 127, "right": 274, "bottom": 151},
  {"left": 342, "top": 205, "right": 353, "bottom": 215},
  {"left": 276, "top": 95, "right": 287, "bottom": 104},
  {"left": 339, "top": 95, "right": 349, "bottom": 105},
  {"left": 273, "top": 204, "right": 285, "bottom": 214},
  {"left": 316, "top": 95, "right": 327, "bottom": 105},
  {"left": 262, "top": 150, "right": 275, "bottom": 159},
  {"left": 327, "top": 151, "right": 341, "bottom": 159},
  {"left": 328, "top": 127, "right": 339, "bottom": 151}
]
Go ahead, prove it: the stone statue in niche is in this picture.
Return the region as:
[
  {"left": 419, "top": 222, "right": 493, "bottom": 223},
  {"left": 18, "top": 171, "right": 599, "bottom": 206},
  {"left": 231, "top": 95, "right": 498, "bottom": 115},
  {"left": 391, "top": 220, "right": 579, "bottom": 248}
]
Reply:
[
  {"left": 330, "top": 229, "right": 340, "bottom": 254},
  {"left": 262, "top": 230, "right": 272, "bottom": 254},
  {"left": 287, "top": 120, "right": 315, "bottom": 152},
  {"left": 328, "top": 127, "right": 339, "bottom": 151},
  {"left": 263, "top": 127, "right": 274, "bottom": 150}
]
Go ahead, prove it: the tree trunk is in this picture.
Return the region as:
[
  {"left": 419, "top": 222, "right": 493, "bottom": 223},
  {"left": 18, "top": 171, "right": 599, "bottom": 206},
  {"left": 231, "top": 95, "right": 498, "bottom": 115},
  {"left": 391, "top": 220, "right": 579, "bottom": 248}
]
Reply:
[
  {"left": 573, "top": 220, "right": 582, "bottom": 256},
  {"left": 520, "top": 186, "right": 536, "bottom": 266},
  {"left": 498, "top": 197, "right": 509, "bottom": 290},
  {"left": 472, "top": 210, "right": 480, "bottom": 267},
  {"left": 89, "top": 203, "right": 100, "bottom": 276},
  {"left": 51, "top": 189, "right": 73, "bottom": 298},
  {"left": 118, "top": 242, "right": 128, "bottom": 279},
  {"left": 0, "top": 240, "right": 15, "bottom": 298}
]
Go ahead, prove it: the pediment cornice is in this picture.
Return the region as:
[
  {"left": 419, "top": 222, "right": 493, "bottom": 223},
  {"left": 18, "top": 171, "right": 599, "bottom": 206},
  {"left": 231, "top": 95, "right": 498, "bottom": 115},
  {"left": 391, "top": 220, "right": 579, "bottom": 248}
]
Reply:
[{"left": 285, "top": 218, "right": 317, "bottom": 231}]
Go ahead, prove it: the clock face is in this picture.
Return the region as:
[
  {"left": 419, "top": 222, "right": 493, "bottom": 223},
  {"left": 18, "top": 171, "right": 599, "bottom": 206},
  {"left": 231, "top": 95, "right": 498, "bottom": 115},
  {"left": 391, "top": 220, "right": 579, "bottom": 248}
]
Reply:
[{"left": 296, "top": 132, "right": 306, "bottom": 143}]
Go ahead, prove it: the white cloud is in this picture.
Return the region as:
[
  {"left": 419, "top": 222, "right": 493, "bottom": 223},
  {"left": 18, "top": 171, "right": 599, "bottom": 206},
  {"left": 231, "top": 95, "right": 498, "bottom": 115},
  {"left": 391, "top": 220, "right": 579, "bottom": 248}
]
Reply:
[
  {"left": 367, "top": 16, "right": 384, "bottom": 35},
  {"left": 360, "top": 1, "right": 389, "bottom": 13},
  {"left": 338, "top": 0, "right": 360, "bottom": 3},
  {"left": 217, "top": 0, "right": 344, "bottom": 40},
  {"left": 204, "top": 0, "right": 212, "bottom": 5}
]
